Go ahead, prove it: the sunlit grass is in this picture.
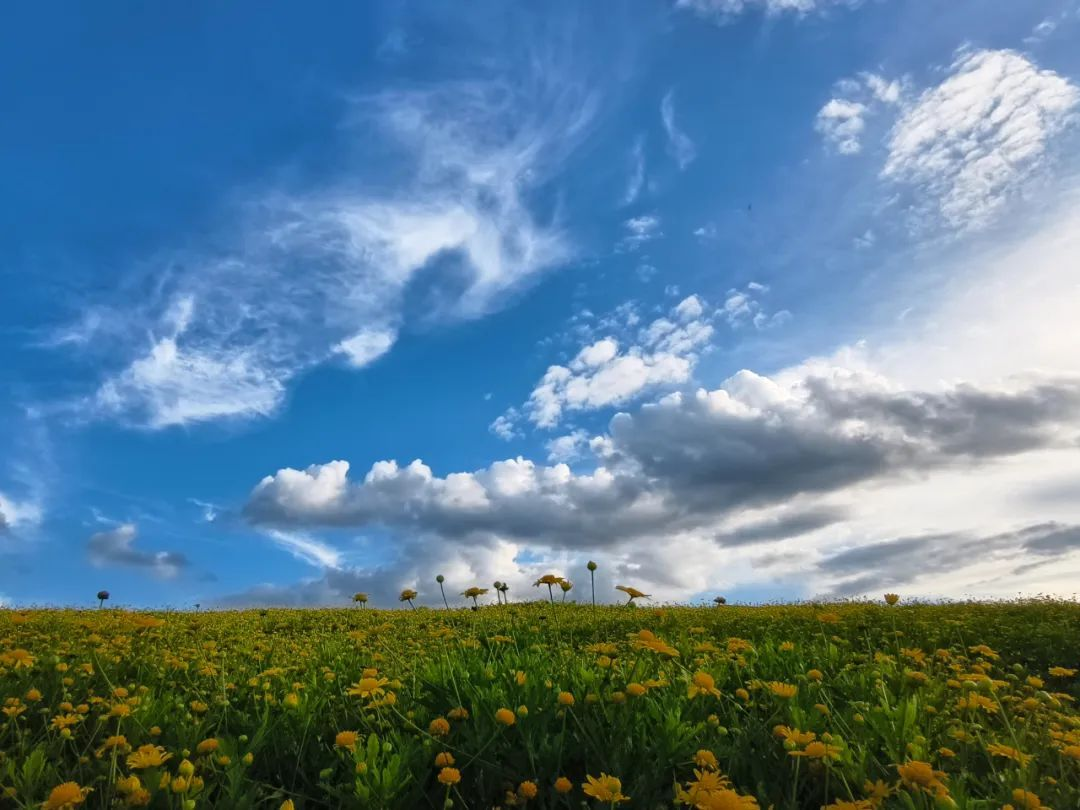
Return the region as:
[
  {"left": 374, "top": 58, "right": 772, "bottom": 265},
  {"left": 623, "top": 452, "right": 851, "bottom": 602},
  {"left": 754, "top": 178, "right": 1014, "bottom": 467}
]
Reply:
[{"left": 2, "top": 597, "right": 1080, "bottom": 808}]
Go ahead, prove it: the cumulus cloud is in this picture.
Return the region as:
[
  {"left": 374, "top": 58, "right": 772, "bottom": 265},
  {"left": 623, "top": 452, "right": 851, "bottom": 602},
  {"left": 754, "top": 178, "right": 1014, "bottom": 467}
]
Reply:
[
  {"left": 815, "top": 99, "right": 868, "bottom": 155},
  {"left": 524, "top": 295, "right": 716, "bottom": 428},
  {"left": 0, "top": 491, "right": 43, "bottom": 533},
  {"left": 816, "top": 72, "right": 903, "bottom": 154},
  {"left": 883, "top": 49, "right": 1079, "bottom": 230},
  {"left": 660, "top": 91, "right": 697, "bottom": 170},
  {"left": 246, "top": 368, "right": 1080, "bottom": 544},
  {"left": 66, "top": 45, "right": 597, "bottom": 429},
  {"left": 87, "top": 523, "right": 188, "bottom": 578}
]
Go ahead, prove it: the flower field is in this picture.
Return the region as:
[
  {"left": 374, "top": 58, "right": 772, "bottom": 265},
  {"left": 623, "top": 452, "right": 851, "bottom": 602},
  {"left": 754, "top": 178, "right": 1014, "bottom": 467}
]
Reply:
[{"left": 3, "top": 598, "right": 1080, "bottom": 809}]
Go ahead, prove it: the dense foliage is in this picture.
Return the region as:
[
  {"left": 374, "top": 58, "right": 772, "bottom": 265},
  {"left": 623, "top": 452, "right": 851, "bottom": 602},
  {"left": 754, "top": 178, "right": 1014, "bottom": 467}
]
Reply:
[{"left": 3, "top": 599, "right": 1080, "bottom": 808}]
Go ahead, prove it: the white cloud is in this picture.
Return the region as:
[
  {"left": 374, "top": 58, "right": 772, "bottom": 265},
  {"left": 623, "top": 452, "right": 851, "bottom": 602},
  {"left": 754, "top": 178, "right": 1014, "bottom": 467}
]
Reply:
[
  {"left": 815, "top": 72, "right": 903, "bottom": 155},
  {"left": 335, "top": 327, "right": 397, "bottom": 368},
  {"left": 264, "top": 529, "right": 343, "bottom": 569},
  {"left": 87, "top": 523, "right": 188, "bottom": 579},
  {"left": 619, "top": 215, "right": 663, "bottom": 250},
  {"left": 675, "top": 0, "right": 843, "bottom": 19},
  {"left": 546, "top": 430, "right": 589, "bottom": 463},
  {"left": 622, "top": 137, "right": 646, "bottom": 205},
  {"left": 883, "top": 49, "right": 1079, "bottom": 230},
  {"left": 70, "top": 60, "right": 597, "bottom": 429},
  {"left": 489, "top": 408, "right": 523, "bottom": 441},
  {"left": 660, "top": 91, "right": 697, "bottom": 170},
  {"left": 0, "top": 491, "right": 43, "bottom": 532},
  {"left": 238, "top": 195, "right": 1080, "bottom": 604},
  {"left": 721, "top": 283, "right": 791, "bottom": 329},
  {"left": 815, "top": 98, "right": 868, "bottom": 154},
  {"left": 524, "top": 296, "right": 716, "bottom": 428}
]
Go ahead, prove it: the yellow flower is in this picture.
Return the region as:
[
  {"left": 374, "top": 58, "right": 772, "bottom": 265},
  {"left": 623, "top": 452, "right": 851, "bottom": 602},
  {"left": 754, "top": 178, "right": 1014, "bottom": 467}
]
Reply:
[
  {"left": 435, "top": 752, "right": 455, "bottom": 767},
  {"left": 557, "top": 691, "right": 575, "bottom": 707},
  {"left": 688, "top": 671, "right": 721, "bottom": 699},
  {"left": 429, "top": 717, "right": 451, "bottom": 736},
  {"left": 399, "top": 588, "right": 418, "bottom": 602},
  {"left": 4, "top": 649, "right": 35, "bottom": 669},
  {"left": 1011, "top": 788, "right": 1044, "bottom": 809},
  {"left": 127, "top": 744, "right": 172, "bottom": 769},
  {"left": 615, "top": 584, "right": 650, "bottom": 600},
  {"left": 554, "top": 776, "right": 573, "bottom": 793},
  {"left": 25, "top": 687, "right": 43, "bottom": 702},
  {"left": 43, "top": 782, "right": 91, "bottom": 809},
  {"left": 347, "top": 676, "right": 389, "bottom": 700},
  {"left": 1049, "top": 666, "right": 1076, "bottom": 677},
  {"left": 95, "top": 734, "right": 129, "bottom": 757},
  {"left": 496, "top": 707, "right": 517, "bottom": 726},
  {"left": 280, "top": 801, "right": 296, "bottom": 810},
  {"left": 968, "top": 644, "right": 999, "bottom": 660},
  {"left": 515, "top": 670, "right": 527, "bottom": 686},
  {"left": 779, "top": 641, "right": 795, "bottom": 652},
  {"left": 766, "top": 681, "right": 798, "bottom": 699},
  {"left": 627, "top": 682, "right": 647, "bottom": 698},
  {"left": 438, "top": 766, "right": 461, "bottom": 785},
  {"left": 807, "top": 669, "right": 824, "bottom": 682},
  {"left": 51, "top": 713, "right": 82, "bottom": 731},
  {"left": 690, "top": 788, "right": 759, "bottom": 809},
  {"left": 629, "top": 629, "right": 679, "bottom": 657},
  {"left": 518, "top": 780, "right": 538, "bottom": 799},
  {"left": 196, "top": 738, "right": 219, "bottom": 755},
  {"left": 884, "top": 593, "right": 900, "bottom": 605},
  {"left": 896, "top": 761, "right": 948, "bottom": 796},
  {"left": 115, "top": 776, "right": 142, "bottom": 794},
  {"left": 694, "top": 749, "right": 719, "bottom": 770},
  {"left": 534, "top": 574, "right": 566, "bottom": 587},
  {"left": 335, "top": 730, "right": 359, "bottom": 751},
  {"left": 582, "top": 773, "right": 630, "bottom": 803},
  {"left": 863, "top": 779, "right": 892, "bottom": 802},
  {"left": 789, "top": 740, "right": 841, "bottom": 760},
  {"left": 986, "top": 743, "right": 1033, "bottom": 767}
]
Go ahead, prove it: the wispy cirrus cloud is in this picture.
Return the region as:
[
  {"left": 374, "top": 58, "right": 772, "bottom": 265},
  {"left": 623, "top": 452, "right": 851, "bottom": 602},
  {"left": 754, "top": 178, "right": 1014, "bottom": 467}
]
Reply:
[
  {"left": 660, "top": 91, "right": 697, "bottom": 170},
  {"left": 675, "top": 0, "right": 857, "bottom": 21},
  {"left": 58, "top": 44, "right": 600, "bottom": 430}
]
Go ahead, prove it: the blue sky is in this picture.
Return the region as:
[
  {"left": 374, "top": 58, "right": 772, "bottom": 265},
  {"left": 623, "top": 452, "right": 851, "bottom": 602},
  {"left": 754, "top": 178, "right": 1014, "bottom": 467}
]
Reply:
[{"left": 4, "top": 0, "right": 1080, "bottom": 608}]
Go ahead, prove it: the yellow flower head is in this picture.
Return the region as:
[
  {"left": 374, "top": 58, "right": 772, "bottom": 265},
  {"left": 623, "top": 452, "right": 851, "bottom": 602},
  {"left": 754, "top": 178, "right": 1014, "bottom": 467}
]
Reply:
[
  {"left": 335, "top": 730, "right": 359, "bottom": 751},
  {"left": 557, "top": 691, "right": 575, "bottom": 707},
  {"left": 554, "top": 776, "right": 573, "bottom": 794},
  {"left": 429, "top": 717, "right": 451, "bottom": 736},
  {"left": 435, "top": 752, "right": 455, "bottom": 767},
  {"left": 496, "top": 707, "right": 517, "bottom": 726},
  {"left": 896, "top": 760, "right": 948, "bottom": 796},
  {"left": 518, "top": 780, "right": 538, "bottom": 799},
  {"left": 694, "top": 749, "right": 719, "bottom": 770},
  {"left": 1011, "top": 788, "right": 1044, "bottom": 809},
  {"left": 583, "top": 773, "right": 630, "bottom": 803},
  {"left": 43, "top": 782, "right": 91, "bottom": 809},
  {"left": 616, "top": 584, "right": 650, "bottom": 600},
  {"left": 196, "top": 738, "right": 219, "bottom": 755},
  {"left": 437, "top": 766, "right": 461, "bottom": 786},
  {"left": 884, "top": 593, "right": 900, "bottom": 605},
  {"left": 689, "top": 671, "right": 721, "bottom": 699},
  {"left": 766, "top": 681, "right": 798, "bottom": 699},
  {"left": 127, "top": 744, "right": 172, "bottom": 769}
]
